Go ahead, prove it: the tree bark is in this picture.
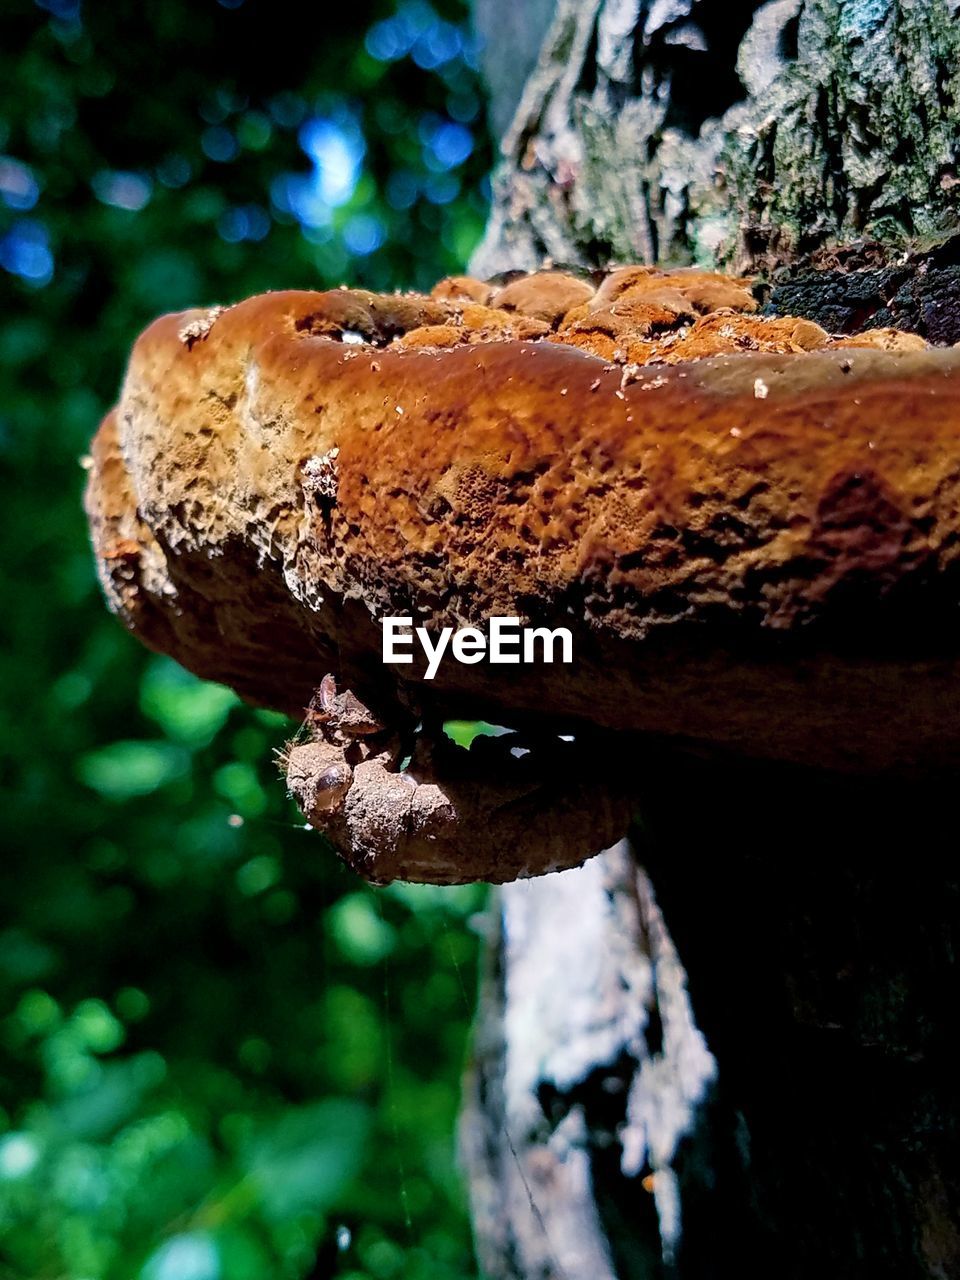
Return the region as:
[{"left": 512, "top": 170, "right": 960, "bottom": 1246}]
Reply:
[
  {"left": 462, "top": 2, "right": 960, "bottom": 1276},
  {"left": 472, "top": 0, "right": 960, "bottom": 276}
]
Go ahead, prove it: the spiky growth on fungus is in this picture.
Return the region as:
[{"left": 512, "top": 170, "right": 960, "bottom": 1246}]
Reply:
[{"left": 85, "top": 265, "right": 960, "bottom": 883}]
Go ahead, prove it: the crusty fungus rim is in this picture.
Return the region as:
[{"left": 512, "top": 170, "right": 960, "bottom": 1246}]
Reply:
[{"left": 85, "top": 267, "right": 960, "bottom": 882}]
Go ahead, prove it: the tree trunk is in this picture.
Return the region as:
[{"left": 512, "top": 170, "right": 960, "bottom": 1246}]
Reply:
[{"left": 462, "top": 2, "right": 960, "bottom": 1276}]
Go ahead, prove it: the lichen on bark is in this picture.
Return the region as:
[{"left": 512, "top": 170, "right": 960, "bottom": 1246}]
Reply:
[
  {"left": 729, "top": 0, "right": 960, "bottom": 267},
  {"left": 472, "top": 0, "right": 960, "bottom": 277}
]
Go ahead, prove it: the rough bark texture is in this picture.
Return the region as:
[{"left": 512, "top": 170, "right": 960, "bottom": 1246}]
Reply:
[
  {"left": 463, "top": 839, "right": 718, "bottom": 1280},
  {"left": 463, "top": 1, "right": 960, "bottom": 1275},
  {"left": 472, "top": 0, "right": 960, "bottom": 277}
]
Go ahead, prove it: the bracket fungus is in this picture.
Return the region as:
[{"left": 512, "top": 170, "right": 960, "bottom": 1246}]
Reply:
[{"left": 85, "top": 266, "right": 960, "bottom": 884}]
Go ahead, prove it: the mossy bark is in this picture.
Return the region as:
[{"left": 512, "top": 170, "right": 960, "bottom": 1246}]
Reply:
[
  {"left": 463, "top": 2, "right": 960, "bottom": 1276},
  {"left": 472, "top": 0, "right": 960, "bottom": 276}
]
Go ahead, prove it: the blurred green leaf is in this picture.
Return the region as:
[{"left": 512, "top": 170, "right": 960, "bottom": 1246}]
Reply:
[
  {"left": 442, "top": 719, "right": 507, "bottom": 749},
  {"left": 49, "top": 1058, "right": 156, "bottom": 1140},
  {"left": 213, "top": 761, "right": 267, "bottom": 818},
  {"left": 141, "top": 1233, "right": 220, "bottom": 1280},
  {"left": 76, "top": 740, "right": 189, "bottom": 799},
  {"left": 140, "top": 660, "right": 238, "bottom": 747},
  {"left": 0, "top": 1133, "right": 41, "bottom": 1180},
  {"left": 246, "top": 1099, "right": 370, "bottom": 1220},
  {"left": 328, "top": 893, "right": 396, "bottom": 966}
]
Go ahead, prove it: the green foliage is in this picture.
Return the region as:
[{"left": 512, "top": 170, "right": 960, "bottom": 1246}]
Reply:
[{"left": 0, "top": 1, "right": 490, "bottom": 1276}]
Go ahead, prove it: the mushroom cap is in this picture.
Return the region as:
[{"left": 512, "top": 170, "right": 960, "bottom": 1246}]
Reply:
[{"left": 86, "top": 270, "right": 960, "bottom": 773}]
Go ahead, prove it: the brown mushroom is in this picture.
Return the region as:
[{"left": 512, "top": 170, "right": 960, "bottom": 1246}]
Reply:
[
  {"left": 430, "top": 274, "right": 495, "bottom": 305},
  {"left": 85, "top": 268, "right": 960, "bottom": 885},
  {"left": 490, "top": 269, "right": 595, "bottom": 325}
]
